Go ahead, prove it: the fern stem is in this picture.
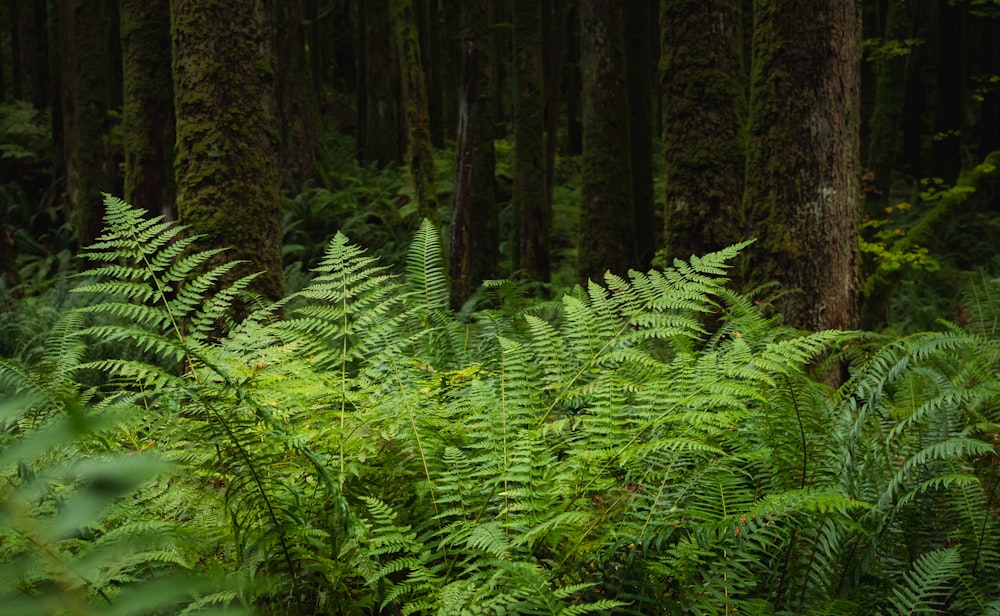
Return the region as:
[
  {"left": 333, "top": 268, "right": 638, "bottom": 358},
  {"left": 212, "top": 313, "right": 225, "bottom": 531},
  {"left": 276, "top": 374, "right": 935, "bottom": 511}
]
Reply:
[
  {"left": 785, "top": 375, "right": 809, "bottom": 489},
  {"left": 198, "top": 392, "right": 301, "bottom": 601}
]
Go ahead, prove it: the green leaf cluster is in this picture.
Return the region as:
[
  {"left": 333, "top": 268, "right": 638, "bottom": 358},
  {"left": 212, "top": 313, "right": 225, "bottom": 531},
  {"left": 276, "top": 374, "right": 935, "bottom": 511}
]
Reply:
[{"left": 4, "top": 196, "right": 1000, "bottom": 614}]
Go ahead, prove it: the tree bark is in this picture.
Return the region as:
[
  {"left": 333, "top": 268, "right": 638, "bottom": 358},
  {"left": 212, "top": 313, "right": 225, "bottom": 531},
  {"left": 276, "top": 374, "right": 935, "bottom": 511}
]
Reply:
[
  {"left": 624, "top": 0, "right": 655, "bottom": 268},
  {"left": 361, "top": 0, "right": 403, "bottom": 168},
  {"left": 276, "top": 0, "right": 320, "bottom": 193},
  {"left": 170, "top": 0, "right": 283, "bottom": 302},
  {"left": 744, "top": 0, "right": 861, "bottom": 331},
  {"left": 13, "top": 0, "right": 47, "bottom": 106},
  {"left": 577, "top": 0, "right": 634, "bottom": 282},
  {"left": 661, "top": 0, "right": 746, "bottom": 262},
  {"left": 391, "top": 0, "right": 439, "bottom": 225},
  {"left": 450, "top": 0, "right": 499, "bottom": 308},
  {"left": 59, "top": 0, "right": 114, "bottom": 246},
  {"left": 120, "top": 0, "right": 174, "bottom": 220},
  {"left": 513, "top": 0, "right": 550, "bottom": 283}
]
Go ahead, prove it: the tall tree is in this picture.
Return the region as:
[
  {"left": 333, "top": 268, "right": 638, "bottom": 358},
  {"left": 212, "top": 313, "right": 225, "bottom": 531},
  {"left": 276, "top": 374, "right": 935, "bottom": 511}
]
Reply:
[
  {"left": 359, "top": 0, "right": 403, "bottom": 168},
  {"left": 624, "top": 0, "right": 655, "bottom": 268},
  {"left": 577, "top": 0, "right": 633, "bottom": 282},
  {"left": 450, "top": 0, "right": 499, "bottom": 307},
  {"left": 660, "top": 0, "right": 746, "bottom": 261},
  {"left": 120, "top": 0, "right": 174, "bottom": 219},
  {"left": 275, "top": 0, "right": 320, "bottom": 193},
  {"left": 513, "top": 0, "right": 549, "bottom": 282},
  {"left": 58, "top": 0, "right": 115, "bottom": 245},
  {"left": 12, "top": 0, "right": 47, "bottom": 106},
  {"left": 390, "top": 0, "right": 439, "bottom": 224},
  {"left": 744, "top": 0, "right": 861, "bottom": 331},
  {"left": 170, "top": 0, "right": 283, "bottom": 302}
]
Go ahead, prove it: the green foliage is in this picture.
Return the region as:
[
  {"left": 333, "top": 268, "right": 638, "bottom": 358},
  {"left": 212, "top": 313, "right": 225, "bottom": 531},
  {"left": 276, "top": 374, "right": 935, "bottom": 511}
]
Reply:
[{"left": 4, "top": 196, "right": 1000, "bottom": 614}]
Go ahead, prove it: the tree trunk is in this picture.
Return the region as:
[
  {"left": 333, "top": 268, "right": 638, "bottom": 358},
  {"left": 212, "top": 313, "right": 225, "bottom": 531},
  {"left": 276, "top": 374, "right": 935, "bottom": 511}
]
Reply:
[
  {"left": 60, "top": 0, "right": 114, "bottom": 246},
  {"left": 562, "top": 0, "right": 582, "bottom": 155},
  {"left": 513, "top": 0, "right": 549, "bottom": 283},
  {"left": 170, "top": 0, "right": 283, "bottom": 302},
  {"left": 624, "top": 0, "right": 655, "bottom": 268},
  {"left": 450, "top": 0, "right": 499, "bottom": 308},
  {"left": 120, "top": 0, "right": 174, "bottom": 220},
  {"left": 361, "top": 0, "right": 402, "bottom": 168},
  {"left": 866, "top": 0, "right": 912, "bottom": 214},
  {"left": 543, "top": 0, "right": 567, "bottom": 212},
  {"left": 661, "top": 0, "right": 746, "bottom": 262},
  {"left": 744, "top": 0, "right": 861, "bottom": 331},
  {"left": 13, "top": 0, "right": 47, "bottom": 106},
  {"left": 276, "top": 0, "right": 320, "bottom": 193},
  {"left": 390, "top": 0, "right": 439, "bottom": 225},
  {"left": 577, "top": 0, "right": 633, "bottom": 282}
]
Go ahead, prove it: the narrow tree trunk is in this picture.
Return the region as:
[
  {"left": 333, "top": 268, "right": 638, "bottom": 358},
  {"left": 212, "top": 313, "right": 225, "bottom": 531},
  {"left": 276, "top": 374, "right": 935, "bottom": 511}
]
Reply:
[
  {"left": 624, "top": 0, "right": 654, "bottom": 268},
  {"left": 543, "top": 0, "right": 567, "bottom": 211},
  {"left": 744, "top": 0, "right": 861, "bottom": 331},
  {"left": 450, "top": 0, "right": 499, "bottom": 308},
  {"left": 60, "top": 0, "right": 114, "bottom": 246},
  {"left": 120, "top": 0, "right": 173, "bottom": 219},
  {"left": 361, "top": 0, "right": 403, "bottom": 168},
  {"left": 276, "top": 0, "right": 321, "bottom": 193},
  {"left": 661, "top": 0, "right": 746, "bottom": 261},
  {"left": 390, "top": 0, "right": 439, "bottom": 225},
  {"left": 562, "top": 0, "right": 582, "bottom": 155},
  {"left": 513, "top": 0, "right": 549, "bottom": 282},
  {"left": 420, "top": 0, "right": 445, "bottom": 147},
  {"left": 171, "top": 0, "right": 283, "bottom": 302},
  {"left": 13, "top": 0, "right": 47, "bottom": 106},
  {"left": 866, "top": 0, "right": 912, "bottom": 213},
  {"left": 577, "top": 0, "right": 633, "bottom": 282}
]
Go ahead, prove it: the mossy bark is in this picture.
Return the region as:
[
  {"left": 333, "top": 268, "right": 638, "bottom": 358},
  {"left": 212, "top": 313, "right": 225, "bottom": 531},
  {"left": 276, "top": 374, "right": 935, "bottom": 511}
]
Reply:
[
  {"left": 120, "top": 0, "right": 174, "bottom": 219},
  {"left": 275, "top": 0, "right": 320, "bottom": 193},
  {"left": 450, "top": 0, "right": 499, "bottom": 308},
  {"left": 744, "top": 0, "right": 861, "bottom": 331},
  {"left": 361, "top": 0, "right": 403, "bottom": 168},
  {"left": 170, "top": 0, "right": 283, "bottom": 303},
  {"left": 390, "top": 0, "right": 439, "bottom": 225},
  {"left": 660, "top": 0, "right": 746, "bottom": 262},
  {"left": 513, "top": 0, "right": 550, "bottom": 283},
  {"left": 624, "top": 0, "right": 655, "bottom": 269},
  {"left": 577, "top": 0, "right": 634, "bottom": 283}
]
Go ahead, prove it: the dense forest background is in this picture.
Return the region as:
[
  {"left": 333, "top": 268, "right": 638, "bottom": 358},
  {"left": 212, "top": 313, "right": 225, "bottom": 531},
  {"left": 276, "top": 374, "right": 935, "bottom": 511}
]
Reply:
[
  {"left": 3, "top": 1, "right": 1000, "bottom": 614},
  {"left": 0, "top": 0, "right": 997, "bottom": 328}
]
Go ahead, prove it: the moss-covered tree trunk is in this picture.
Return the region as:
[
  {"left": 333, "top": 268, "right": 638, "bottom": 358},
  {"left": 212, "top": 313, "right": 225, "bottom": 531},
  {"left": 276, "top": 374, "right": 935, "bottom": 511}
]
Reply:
[
  {"left": 275, "top": 0, "right": 320, "bottom": 193},
  {"left": 120, "top": 0, "right": 173, "bottom": 220},
  {"left": 624, "top": 0, "right": 655, "bottom": 269},
  {"left": 744, "top": 0, "right": 861, "bottom": 331},
  {"left": 450, "top": 0, "right": 499, "bottom": 308},
  {"left": 577, "top": 0, "right": 634, "bottom": 282},
  {"left": 360, "top": 0, "right": 403, "bottom": 168},
  {"left": 170, "top": 0, "right": 283, "bottom": 302},
  {"left": 390, "top": 0, "right": 439, "bottom": 225},
  {"left": 59, "top": 0, "right": 114, "bottom": 245},
  {"left": 660, "top": 0, "right": 746, "bottom": 262},
  {"left": 513, "top": 0, "right": 549, "bottom": 283}
]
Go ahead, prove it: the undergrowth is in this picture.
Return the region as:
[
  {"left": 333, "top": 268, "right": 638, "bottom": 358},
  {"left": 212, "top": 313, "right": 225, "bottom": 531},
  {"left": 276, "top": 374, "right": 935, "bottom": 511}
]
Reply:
[{"left": 2, "top": 196, "right": 1000, "bottom": 614}]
